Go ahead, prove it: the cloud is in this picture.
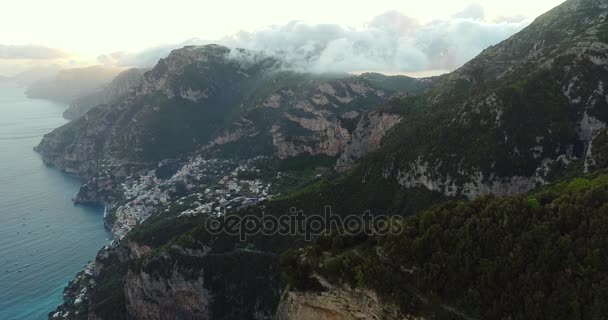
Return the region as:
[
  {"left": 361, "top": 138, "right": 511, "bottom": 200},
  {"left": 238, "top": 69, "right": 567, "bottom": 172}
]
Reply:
[
  {"left": 452, "top": 3, "right": 486, "bottom": 20},
  {"left": 0, "top": 44, "right": 68, "bottom": 60},
  {"left": 100, "top": 5, "right": 531, "bottom": 74},
  {"left": 97, "top": 38, "right": 207, "bottom": 67},
  {"left": 492, "top": 15, "right": 527, "bottom": 23},
  {"left": 218, "top": 9, "right": 529, "bottom": 73}
]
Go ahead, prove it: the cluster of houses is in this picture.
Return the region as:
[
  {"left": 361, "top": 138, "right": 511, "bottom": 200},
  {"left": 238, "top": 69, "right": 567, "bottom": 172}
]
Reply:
[
  {"left": 51, "top": 156, "right": 280, "bottom": 318},
  {"left": 51, "top": 261, "right": 96, "bottom": 319},
  {"left": 177, "top": 170, "right": 272, "bottom": 217},
  {"left": 110, "top": 156, "right": 271, "bottom": 239},
  {"left": 111, "top": 170, "right": 170, "bottom": 239}
]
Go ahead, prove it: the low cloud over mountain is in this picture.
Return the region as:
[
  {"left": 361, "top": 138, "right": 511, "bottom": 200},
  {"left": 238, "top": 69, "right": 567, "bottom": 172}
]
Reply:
[
  {"left": 98, "top": 5, "right": 530, "bottom": 74},
  {"left": 219, "top": 10, "right": 528, "bottom": 73}
]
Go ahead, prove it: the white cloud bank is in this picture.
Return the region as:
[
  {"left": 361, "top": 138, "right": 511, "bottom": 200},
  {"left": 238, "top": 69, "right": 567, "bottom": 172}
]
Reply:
[
  {"left": 219, "top": 10, "right": 529, "bottom": 73},
  {"left": 99, "top": 6, "right": 530, "bottom": 74}
]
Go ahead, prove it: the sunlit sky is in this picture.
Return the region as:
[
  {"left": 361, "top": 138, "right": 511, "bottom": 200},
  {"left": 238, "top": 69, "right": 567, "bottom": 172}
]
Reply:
[
  {"left": 1, "top": 0, "right": 564, "bottom": 54},
  {"left": 0, "top": 0, "right": 565, "bottom": 75}
]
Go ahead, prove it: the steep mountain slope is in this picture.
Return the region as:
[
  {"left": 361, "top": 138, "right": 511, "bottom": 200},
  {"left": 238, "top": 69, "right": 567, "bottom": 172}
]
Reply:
[
  {"left": 63, "top": 68, "right": 148, "bottom": 120},
  {"left": 35, "top": 45, "right": 433, "bottom": 177},
  {"left": 26, "top": 66, "right": 123, "bottom": 103},
  {"left": 359, "top": 0, "right": 608, "bottom": 198}
]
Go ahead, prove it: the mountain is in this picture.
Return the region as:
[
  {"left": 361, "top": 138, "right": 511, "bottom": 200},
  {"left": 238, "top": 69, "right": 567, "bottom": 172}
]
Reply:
[
  {"left": 353, "top": 0, "right": 608, "bottom": 198},
  {"left": 35, "top": 44, "right": 433, "bottom": 177},
  {"left": 26, "top": 66, "right": 123, "bottom": 104},
  {"left": 277, "top": 1, "right": 608, "bottom": 318},
  {"left": 42, "top": 0, "right": 608, "bottom": 319},
  {"left": 63, "top": 68, "right": 148, "bottom": 120}
]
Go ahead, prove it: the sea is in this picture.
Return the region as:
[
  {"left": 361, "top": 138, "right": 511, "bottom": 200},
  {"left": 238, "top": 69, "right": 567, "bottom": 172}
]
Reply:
[{"left": 0, "top": 81, "right": 109, "bottom": 320}]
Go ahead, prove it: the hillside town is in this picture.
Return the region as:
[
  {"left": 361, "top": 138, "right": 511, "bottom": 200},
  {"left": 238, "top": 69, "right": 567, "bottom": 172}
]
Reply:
[{"left": 110, "top": 156, "right": 272, "bottom": 239}]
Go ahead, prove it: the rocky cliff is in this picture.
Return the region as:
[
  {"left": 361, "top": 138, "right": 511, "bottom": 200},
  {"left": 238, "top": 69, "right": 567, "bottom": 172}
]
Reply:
[
  {"left": 274, "top": 277, "right": 408, "bottom": 320},
  {"left": 335, "top": 111, "right": 403, "bottom": 171},
  {"left": 125, "top": 247, "right": 282, "bottom": 320}
]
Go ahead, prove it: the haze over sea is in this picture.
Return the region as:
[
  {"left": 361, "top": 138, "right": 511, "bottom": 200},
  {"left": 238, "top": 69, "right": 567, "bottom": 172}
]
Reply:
[{"left": 0, "top": 82, "right": 109, "bottom": 320}]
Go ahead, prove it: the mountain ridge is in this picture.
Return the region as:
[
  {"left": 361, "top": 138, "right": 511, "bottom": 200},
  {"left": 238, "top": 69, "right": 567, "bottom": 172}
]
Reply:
[{"left": 35, "top": 44, "right": 434, "bottom": 177}]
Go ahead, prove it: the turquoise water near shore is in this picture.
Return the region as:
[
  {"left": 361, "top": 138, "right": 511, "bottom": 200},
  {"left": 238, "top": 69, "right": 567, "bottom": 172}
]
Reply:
[{"left": 0, "top": 82, "right": 109, "bottom": 320}]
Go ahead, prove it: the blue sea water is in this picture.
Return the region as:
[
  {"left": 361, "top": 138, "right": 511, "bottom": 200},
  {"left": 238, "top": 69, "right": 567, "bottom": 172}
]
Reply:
[{"left": 0, "top": 82, "right": 109, "bottom": 320}]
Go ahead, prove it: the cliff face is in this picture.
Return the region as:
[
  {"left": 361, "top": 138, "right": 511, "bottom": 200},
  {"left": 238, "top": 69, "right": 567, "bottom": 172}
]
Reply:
[
  {"left": 124, "top": 245, "right": 284, "bottom": 320},
  {"left": 335, "top": 112, "right": 403, "bottom": 171},
  {"left": 125, "top": 266, "right": 211, "bottom": 320},
  {"left": 63, "top": 68, "right": 148, "bottom": 120},
  {"left": 275, "top": 277, "right": 409, "bottom": 320},
  {"left": 34, "top": 101, "right": 133, "bottom": 178}
]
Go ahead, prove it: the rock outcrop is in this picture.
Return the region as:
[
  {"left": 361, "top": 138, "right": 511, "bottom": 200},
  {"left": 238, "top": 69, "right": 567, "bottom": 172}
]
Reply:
[
  {"left": 336, "top": 112, "right": 403, "bottom": 171},
  {"left": 123, "top": 247, "right": 283, "bottom": 320},
  {"left": 125, "top": 266, "right": 212, "bottom": 320},
  {"left": 275, "top": 277, "right": 408, "bottom": 320}
]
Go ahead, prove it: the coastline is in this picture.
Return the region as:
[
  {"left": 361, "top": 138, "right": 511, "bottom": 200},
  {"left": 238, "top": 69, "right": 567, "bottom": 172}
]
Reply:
[
  {"left": 0, "top": 82, "right": 109, "bottom": 320},
  {"left": 43, "top": 152, "right": 275, "bottom": 319}
]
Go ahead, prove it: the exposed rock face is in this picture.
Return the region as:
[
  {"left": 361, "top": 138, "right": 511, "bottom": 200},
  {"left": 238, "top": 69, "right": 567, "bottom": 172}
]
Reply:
[
  {"left": 125, "top": 268, "right": 211, "bottom": 320},
  {"left": 211, "top": 76, "right": 426, "bottom": 162},
  {"left": 389, "top": 154, "right": 577, "bottom": 199},
  {"left": 272, "top": 119, "right": 350, "bottom": 159},
  {"left": 585, "top": 128, "right": 608, "bottom": 171},
  {"left": 275, "top": 278, "right": 409, "bottom": 320},
  {"left": 34, "top": 98, "right": 143, "bottom": 179},
  {"left": 34, "top": 123, "right": 107, "bottom": 178},
  {"left": 64, "top": 68, "right": 148, "bottom": 120},
  {"left": 124, "top": 248, "right": 283, "bottom": 320},
  {"left": 336, "top": 112, "right": 402, "bottom": 171}
]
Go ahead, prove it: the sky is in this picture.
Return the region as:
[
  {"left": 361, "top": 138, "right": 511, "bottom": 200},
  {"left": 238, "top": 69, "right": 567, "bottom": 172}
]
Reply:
[{"left": 0, "top": 0, "right": 566, "bottom": 76}]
